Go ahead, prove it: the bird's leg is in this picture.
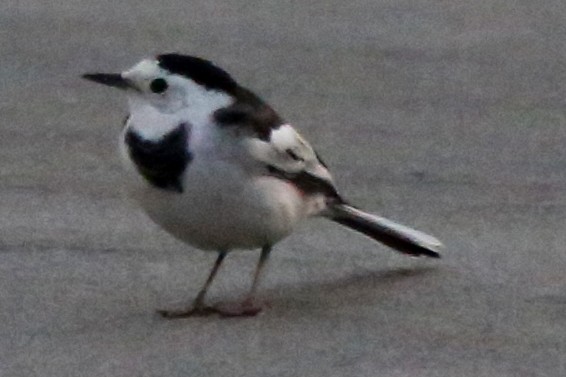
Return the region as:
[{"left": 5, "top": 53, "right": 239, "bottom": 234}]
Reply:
[
  {"left": 247, "top": 245, "right": 272, "bottom": 302},
  {"left": 216, "top": 245, "right": 272, "bottom": 317},
  {"left": 159, "top": 251, "right": 227, "bottom": 318}
]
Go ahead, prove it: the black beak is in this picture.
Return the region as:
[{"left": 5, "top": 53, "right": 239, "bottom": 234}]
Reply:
[{"left": 81, "top": 73, "right": 131, "bottom": 90}]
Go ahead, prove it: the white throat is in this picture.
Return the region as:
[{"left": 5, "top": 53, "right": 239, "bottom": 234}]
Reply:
[
  {"left": 126, "top": 82, "right": 234, "bottom": 142},
  {"left": 127, "top": 100, "right": 182, "bottom": 140}
]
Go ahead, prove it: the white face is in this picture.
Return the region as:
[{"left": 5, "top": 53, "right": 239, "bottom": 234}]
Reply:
[{"left": 121, "top": 59, "right": 233, "bottom": 115}]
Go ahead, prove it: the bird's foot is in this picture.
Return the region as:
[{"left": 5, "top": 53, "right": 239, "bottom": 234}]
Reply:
[
  {"left": 157, "top": 305, "right": 217, "bottom": 319},
  {"left": 213, "top": 298, "right": 266, "bottom": 317}
]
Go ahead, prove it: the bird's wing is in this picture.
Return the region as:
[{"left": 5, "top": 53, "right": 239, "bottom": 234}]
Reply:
[
  {"left": 242, "top": 123, "right": 341, "bottom": 198},
  {"left": 213, "top": 89, "right": 341, "bottom": 199}
]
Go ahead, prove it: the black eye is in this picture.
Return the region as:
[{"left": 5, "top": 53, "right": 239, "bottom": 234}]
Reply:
[{"left": 150, "top": 78, "right": 168, "bottom": 94}]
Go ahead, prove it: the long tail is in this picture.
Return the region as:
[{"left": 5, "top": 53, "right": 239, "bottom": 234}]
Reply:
[{"left": 328, "top": 203, "right": 443, "bottom": 258}]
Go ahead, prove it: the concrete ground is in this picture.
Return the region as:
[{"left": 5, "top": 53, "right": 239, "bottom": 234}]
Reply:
[{"left": 2, "top": 1, "right": 566, "bottom": 376}]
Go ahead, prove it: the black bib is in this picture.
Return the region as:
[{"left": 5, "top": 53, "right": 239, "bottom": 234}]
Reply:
[{"left": 125, "top": 123, "right": 192, "bottom": 193}]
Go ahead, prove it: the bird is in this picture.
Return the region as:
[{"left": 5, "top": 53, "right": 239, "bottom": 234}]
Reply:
[{"left": 82, "top": 53, "right": 442, "bottom": 318}]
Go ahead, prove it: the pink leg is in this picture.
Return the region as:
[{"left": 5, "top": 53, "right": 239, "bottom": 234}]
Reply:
[
  {"left": 159, "top": 251, "right": 227, "bottom": 318},
  {"left": 215, "top": 245, "right": 272, "bottom": 317}
]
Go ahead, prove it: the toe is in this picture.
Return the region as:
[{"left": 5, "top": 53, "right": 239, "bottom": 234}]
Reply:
[
  {"left": 214, "top": 301, "right": 263, "bottom": 317},
  {"left": 157, "top": 306, "right": 216, "bottom": 319}
]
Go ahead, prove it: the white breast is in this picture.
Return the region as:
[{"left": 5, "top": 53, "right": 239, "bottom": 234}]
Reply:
[
  {"left": 120, "top": 110, "right": 307, "bottom": 251},
  {"left": 126, "top": 158, "right": 305, "bottom": 251}
]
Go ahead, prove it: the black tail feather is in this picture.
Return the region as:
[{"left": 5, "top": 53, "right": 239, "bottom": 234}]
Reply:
[{"left": 329, "top": 204, "right": 441, "bottom": 258}]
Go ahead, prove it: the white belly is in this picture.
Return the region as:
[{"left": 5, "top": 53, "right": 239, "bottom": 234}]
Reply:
[{"left": 125, "top": 158, "right": 307, "bottom": 251}]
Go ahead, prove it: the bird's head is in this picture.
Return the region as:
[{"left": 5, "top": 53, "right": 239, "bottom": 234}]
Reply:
[{"left": 82, "top": 54, "right": 236, "bottom": 114}]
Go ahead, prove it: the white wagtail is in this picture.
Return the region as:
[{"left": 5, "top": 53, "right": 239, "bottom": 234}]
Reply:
[{"left": 83, "top": 54, "right": 442, "bottom": 317}]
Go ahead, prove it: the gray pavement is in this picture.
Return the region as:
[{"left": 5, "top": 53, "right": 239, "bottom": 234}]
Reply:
[{"left": 2, "top": 1, "right": 566, "bottom": 376}]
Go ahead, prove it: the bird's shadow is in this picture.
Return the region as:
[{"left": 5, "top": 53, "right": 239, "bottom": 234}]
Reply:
[
  {"left": 256, "top": 265, "right": 441, "bottom": 316},
  {"left": 151, "top": 265, "right": 443, "bottom": 322}
]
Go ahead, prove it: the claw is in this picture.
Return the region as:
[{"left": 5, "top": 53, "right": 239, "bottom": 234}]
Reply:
[
  {"left": 158, "top": 305, "right": 217, "bottom": 319},
  {"left": 214, "top": 298, "right": 265, "bottom": 317}
]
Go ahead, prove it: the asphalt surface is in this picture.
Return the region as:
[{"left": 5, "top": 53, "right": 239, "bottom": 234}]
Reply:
[{"left": 2, "top": 1, "right": 566, "bottom": 376}]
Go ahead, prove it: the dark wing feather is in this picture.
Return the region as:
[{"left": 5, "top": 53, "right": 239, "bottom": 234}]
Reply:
[
  {"left": 214, "top": 87, "right": 283, "bottom": 141},
  {"left": 266, "top": 165, "right": 343, "bottom": 201}
]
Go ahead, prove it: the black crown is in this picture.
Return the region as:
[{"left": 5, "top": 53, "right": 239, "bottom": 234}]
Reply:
[{"left": 157, "top": 53, "right": 238, "bottom": 93}]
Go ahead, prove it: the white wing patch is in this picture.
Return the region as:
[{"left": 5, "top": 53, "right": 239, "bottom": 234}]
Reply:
[{"left": 243, "top": 124, "right": 334, "bottom": 183}]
